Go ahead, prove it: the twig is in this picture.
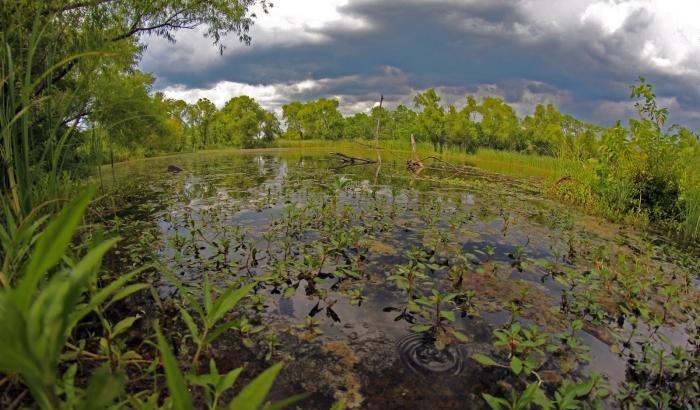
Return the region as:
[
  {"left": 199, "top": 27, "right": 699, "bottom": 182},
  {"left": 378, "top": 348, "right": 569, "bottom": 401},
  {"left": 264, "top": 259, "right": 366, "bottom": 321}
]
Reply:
[
  {"left": 7, "top": 389, "right": 28, "bottom": 410},
  {"left": 329, "top": 152, "right": 376, "bottom": 164},
  {"left": 419, "top": 156, "right": 462, "bottom": 171}
]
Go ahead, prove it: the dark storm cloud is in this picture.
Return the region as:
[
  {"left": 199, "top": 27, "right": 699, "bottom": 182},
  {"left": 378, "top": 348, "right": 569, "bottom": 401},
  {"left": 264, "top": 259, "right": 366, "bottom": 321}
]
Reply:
[{"left": 140, "top": 0, "right": 700, "bottom": 130}]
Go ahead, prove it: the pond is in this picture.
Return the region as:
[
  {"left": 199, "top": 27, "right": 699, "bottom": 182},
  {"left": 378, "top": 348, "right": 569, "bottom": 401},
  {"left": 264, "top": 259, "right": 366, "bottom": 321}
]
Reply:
[{"left": 100, "top": 148, "right": 699, "bottom": 409}]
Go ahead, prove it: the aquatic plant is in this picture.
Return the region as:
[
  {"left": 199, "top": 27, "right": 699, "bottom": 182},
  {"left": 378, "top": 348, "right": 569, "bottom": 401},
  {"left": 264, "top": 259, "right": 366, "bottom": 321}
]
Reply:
[
  {"left": 156, "top": 327, "right": 302, "bottom": 410},
  {"left": 162, "top": 270, "right": 255, "bottom": 367},
  {"left": 411, "top": 290, "right": 469, "bottom": 349}
]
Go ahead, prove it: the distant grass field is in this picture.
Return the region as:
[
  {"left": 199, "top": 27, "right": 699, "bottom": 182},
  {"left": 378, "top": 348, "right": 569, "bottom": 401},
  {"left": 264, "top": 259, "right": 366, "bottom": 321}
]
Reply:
[{"left": 275, "top": 138, "right": 578, "bottom": 181}]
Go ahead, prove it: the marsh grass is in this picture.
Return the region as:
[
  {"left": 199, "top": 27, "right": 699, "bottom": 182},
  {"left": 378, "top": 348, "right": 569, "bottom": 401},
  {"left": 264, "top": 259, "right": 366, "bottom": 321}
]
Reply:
[
  {"left": 682, "top": 188, "right": 700, "bottom": 240},
  {"left": 1, "top": 26, "right": 297, "bottom": 409},
  {"left": 275, "top": 138, "right": 572, "bottom": 179},
  {"left": 0, "top": 27, "right": 98, "bottom": 218},
  {"left": 274, "top": 138, "right": 699, "bottom": 241}
]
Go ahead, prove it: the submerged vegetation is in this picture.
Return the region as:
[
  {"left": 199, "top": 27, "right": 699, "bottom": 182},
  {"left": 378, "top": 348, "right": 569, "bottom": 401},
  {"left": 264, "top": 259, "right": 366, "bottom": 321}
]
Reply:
[{"left": 1, "top": 1, "right": 699, "bottom": 410}]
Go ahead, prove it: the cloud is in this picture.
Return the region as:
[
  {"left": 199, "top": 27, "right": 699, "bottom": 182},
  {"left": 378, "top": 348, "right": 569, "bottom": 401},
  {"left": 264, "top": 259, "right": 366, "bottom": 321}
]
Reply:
[
  {"left": 141, "top": 0, "right": 700, "bottom": 130},
  {"left": 140, "top": 0, "right": 370, "bottom": 75},
  {"left": 162, "top": 67, "right": 572, "bottom": 121}
]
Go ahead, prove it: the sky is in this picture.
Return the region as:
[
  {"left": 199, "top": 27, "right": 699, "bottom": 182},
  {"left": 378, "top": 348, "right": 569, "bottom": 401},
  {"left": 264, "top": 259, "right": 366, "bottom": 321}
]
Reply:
[{"left": 140, "top": 0, "right": 700, "bottom": 130}]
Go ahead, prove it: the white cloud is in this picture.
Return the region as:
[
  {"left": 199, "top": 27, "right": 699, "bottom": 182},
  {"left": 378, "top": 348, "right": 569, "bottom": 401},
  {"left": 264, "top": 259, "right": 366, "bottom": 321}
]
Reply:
[
  {"left": 141, "top": 0, "right": 370, "bottom": 73},
  {"left": 142, "top": 0, "right": 700, "bottom": 128},
  {"left": 161, "top": 80, "right": 322, "bottom": 116},
  {"left": 160, "top": 72, "right": 571, "bottom": 122},
  {"left": 580, "top": 0, "right": 700, "bottom": 76}
]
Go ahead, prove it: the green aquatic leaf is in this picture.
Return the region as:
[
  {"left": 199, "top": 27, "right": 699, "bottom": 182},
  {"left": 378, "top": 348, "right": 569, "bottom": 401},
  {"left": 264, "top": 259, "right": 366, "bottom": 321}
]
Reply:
[
  {"left": 451, "top": 329, "right": 468, "bottom": 342},
  {"left": 440, "top": 310, "right": 455, "bottom": 322},
  {"left": 482, "top": 393, "right": 509, "bottom": 410},
  {"left": 510, "top": 356, "right": 523, "bottom": 375},
  {"left": 472, "top": 353, "right": 500, "bottom": 367}
]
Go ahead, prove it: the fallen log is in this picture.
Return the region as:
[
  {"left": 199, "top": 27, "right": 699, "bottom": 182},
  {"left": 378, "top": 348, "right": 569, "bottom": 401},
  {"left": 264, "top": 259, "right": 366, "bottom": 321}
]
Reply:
[{"left": 330, "top": 152, "right": 376, "bottom": 164}]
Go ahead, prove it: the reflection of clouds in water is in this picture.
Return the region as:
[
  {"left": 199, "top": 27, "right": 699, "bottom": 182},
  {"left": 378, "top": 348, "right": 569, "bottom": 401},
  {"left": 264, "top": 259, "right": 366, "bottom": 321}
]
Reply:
[
  {"left": 112, "top": 150, "right": 695, "bottom": 398},
  {"left": 255, "top": 155, "right": 266, "bottom": 174},
  {"left": 463, "top": 193, "right": 475, "bottom": 205}
]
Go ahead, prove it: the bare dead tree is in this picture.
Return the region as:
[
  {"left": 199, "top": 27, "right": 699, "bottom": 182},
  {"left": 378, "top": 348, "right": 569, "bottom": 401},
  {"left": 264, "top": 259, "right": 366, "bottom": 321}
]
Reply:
[{"left": 375, "top": 94, "right": 384, "bottom": 164}]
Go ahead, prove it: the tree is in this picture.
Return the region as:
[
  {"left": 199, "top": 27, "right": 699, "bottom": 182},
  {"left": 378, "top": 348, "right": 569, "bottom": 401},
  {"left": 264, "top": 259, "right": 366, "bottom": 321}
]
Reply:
[
  {"left": 211, "top": 96, "right": 278, "bottom": 148},
  {"left": 444, "top": 105, "right": 478, "bottom": 153},
  {"left": 282, "top": 102, "right": 305, "bottom": 139},
  {"left": 391, "top": 105, "right": 418, "bottom": 141},
  {"left": 1, "top": 1, "right": 270, "bottom": 213},
  {"left": 90, "top": 70, "right": 170, "bottom": 152},
  {"left": 477, "top": 97, "right": 520, "bottom": 150},
  {"left": 188, "top": 98, "right": 217, "bottom": 148},
  {"left": 260, "top": 111, "right": 281, "bottom": 143},
  {"left": 522, "top": 104, "right": 564, "bottom": 156},
  {"left": 282, "top": 99, "right": 344, "bottom": 140},
  {"left": 414, "top": 89, "right": 445, "bottom": 151},
  {"left": 370, "top": 105, "right": 391, "bottom": 141},
  {"left": 344, "top": 113, "right": 373, "bottom": 139}
]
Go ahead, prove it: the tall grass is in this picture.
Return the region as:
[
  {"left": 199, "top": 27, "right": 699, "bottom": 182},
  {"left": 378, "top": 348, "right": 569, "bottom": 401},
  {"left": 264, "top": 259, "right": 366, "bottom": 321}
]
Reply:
[
  {"left": 1, "top": 27, "right": 297, "bottom": 409},
  {"left": 681, "top": 188, "right": 700, "bottom": 241},
  {"left": 274, "top": 138, "right": 575, "bottom": 179},
  {"left": 1, "top": 27, "right": 96, "bottom": 218}
]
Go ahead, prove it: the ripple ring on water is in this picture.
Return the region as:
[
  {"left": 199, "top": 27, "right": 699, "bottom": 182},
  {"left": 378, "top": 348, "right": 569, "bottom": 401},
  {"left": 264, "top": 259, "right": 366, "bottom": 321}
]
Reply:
[{"left": 397, "top": 332, "right": 465, "bottom": 376}]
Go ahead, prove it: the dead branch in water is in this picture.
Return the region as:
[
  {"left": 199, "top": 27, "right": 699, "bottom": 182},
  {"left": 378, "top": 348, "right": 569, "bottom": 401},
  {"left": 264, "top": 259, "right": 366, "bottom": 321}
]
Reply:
[
  {"left": 330, "top": 152, "right": 376, "bottom": 165},
  {"left": 406, "top": 159, "right": 424, "bottom": 174},
  {"left": 407, "top": 134, "right": 424, "bottom": 174},
  {"left": 418, "top": 156, "right": 461, "bottom": 170}
]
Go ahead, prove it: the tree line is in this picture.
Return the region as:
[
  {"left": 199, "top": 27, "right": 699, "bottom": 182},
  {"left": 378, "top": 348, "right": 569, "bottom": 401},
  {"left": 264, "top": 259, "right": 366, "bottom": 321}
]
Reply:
[{"left": 82, "top": 86, "right": 608, "bottom": 161}]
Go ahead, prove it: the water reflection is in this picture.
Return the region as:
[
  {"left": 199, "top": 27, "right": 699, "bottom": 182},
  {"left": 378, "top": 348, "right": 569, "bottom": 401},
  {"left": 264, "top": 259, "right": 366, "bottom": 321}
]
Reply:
[{"left": 102, "top": 149, "right": 698, "bottom": 409}]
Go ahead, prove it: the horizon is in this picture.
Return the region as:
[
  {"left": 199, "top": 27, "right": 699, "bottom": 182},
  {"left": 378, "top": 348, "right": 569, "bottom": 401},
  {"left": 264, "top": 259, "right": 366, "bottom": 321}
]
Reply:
[{"left": 141, "top": 0, "right": 700, "bottom": 131}]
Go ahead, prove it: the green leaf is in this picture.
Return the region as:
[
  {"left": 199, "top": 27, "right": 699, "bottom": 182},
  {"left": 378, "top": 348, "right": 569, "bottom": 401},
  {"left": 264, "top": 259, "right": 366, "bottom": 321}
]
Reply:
[
  {"left": 156, "top": 327, "right": 193, "bottom": 410},
  {"left": 571, "top": 320, "right": 583, "bottom": 331},
  {"left": 328, "top": 401, "right": 345, "bottom": 410},
  {"left": 532, "top": 384, "right": 554, "bottom": 410},
  {"left": 217, "top": 367, "right": 243, "bottom": 395},
  {"left": 511, "top": 322, "right": 521, "bottom": 334},
  {"left": 105, "top": 283, "right": 149, "bottom": 309},
  {"left": 16, "top": 188, "right": 94, "bottom": 310},
  {"left": 227, "top": 363, "right": 282, "bottom": 410},
  {"left": 440, "top": 310, "right": 455, "bottom": 322},
  {"left": 263, "top": 393, "right": 310, "bottom": 410},
  {"left": 203, "top": 274, "right": 213, "bottom": 317},
  {"left": 283, "top": 286, "right": 296, "bottom": 299},
  {"left": 483, "top": 393, "right": 509, "bottom": 410},
  {"left": 207, "top": 319, "right": 243, "bottom": 344},
  {"left": 111, "top": 316, "right": 139, "bottom": 338},
  {"left": 78, "top": 364, "right": 123, "bottom": 410},
  {"left": 208, "top": 282, "right": 254, "bottom": 327},
  {"left": 442, "top": 293, "right": 458, "bottom": 302},
  {"left": 510, "top": 357, "right": 523, "bottom": 375},
  {"left": 472, "top": 353, "right": 500, "bottom": 367},
  {"left": 514, "top": 383, "right": 541, "bottom": 409},
  {"left": 411, "top": 324, "right": 432, "bottom": 332},
  {"left": 179, "top": 308, "right": 200, "bottom": 342},
  {"left": 451, "top": 329, "right": 469, "bottom": 342}
]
